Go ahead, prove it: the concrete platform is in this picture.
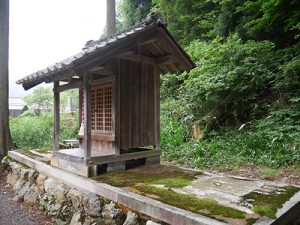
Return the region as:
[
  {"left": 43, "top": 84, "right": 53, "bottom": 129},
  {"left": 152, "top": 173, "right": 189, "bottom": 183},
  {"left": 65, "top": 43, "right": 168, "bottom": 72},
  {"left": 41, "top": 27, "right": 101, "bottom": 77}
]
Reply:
[{"left": 7, "top": 151, "right": 300, "bottom": 225}]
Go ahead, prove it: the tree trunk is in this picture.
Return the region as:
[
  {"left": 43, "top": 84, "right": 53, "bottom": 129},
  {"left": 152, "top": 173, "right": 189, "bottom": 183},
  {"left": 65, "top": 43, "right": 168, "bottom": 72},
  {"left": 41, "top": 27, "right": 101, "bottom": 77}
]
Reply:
[
  {"left": 0, "top": 0, "right": 13, "bottom": 160},
  {"left": 106, "top": 0, "right": 116, "bottom": 36}
]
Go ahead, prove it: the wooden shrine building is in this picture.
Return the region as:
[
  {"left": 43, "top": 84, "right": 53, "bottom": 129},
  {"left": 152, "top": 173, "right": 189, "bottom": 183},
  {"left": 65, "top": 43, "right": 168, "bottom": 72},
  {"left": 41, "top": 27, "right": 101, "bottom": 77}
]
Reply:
[{"left": 16, "top": 13, "right": 194, "bottom": 176}]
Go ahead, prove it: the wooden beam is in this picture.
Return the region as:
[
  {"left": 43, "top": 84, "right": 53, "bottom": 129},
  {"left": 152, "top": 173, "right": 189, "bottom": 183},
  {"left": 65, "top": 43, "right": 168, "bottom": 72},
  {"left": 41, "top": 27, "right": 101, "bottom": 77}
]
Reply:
[
  {"left": 156, "top": 55, "right": 176, "bottom": 65},
  {"left": 89, "top": 76, "right": 115, "bottom": 86},
  {"left": 53, "top": 81, "right": 60, "bottom": 151},
  {"left": 87, "top": 149, "right": 161, "bottom": 165},
  {"left": 45, "top": 69, "right": 79, "bottom": 83},
  {"left": 119, "top": 52, "right": 156, "bottom": 64},
  {"left": 89, "top": 66, "right": 114, "bottom": 76},
  {"left": 56, "top": 79, "right": 82, "bottom": 92},
  {"left": 83, "top": 74, "right": 91, "bottom": 159}
]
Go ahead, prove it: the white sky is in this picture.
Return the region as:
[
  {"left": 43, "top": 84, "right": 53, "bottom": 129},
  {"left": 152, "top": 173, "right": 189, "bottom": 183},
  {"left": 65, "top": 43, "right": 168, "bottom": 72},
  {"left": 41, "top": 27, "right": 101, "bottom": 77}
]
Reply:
[{"left": 9, "top": 0, "right": 107, "bottom": 97}]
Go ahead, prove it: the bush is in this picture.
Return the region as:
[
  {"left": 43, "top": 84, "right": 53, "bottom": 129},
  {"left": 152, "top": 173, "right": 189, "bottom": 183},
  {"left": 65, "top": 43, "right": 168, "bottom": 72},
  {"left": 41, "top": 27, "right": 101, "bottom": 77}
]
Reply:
[{"left": 10, "top": 112, "right": 79, "bottom": 150}]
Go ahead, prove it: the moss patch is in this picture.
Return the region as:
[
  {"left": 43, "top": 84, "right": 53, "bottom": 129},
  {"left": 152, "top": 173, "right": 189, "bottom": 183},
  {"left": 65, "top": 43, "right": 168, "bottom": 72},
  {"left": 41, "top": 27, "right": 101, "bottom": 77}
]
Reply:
[
  {"left": 93, "top": 165, "right": 200, "bottom": 188},
  {"left": 136, "top": 184, "right": 245, "bottom": 219},
  {"left": 94, "top": 165, "right": 247, "bottom": 221},
  {"left": 243, "top": 186, "right": 300, "bottom": 219}
]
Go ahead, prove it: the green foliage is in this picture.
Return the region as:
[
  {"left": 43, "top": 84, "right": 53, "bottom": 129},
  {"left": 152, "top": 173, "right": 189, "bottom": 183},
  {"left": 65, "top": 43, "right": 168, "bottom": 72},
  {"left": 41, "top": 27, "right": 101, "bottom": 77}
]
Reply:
[
  {"left": 10, "top": 113, "right": 79, "bottom": 149},
  {"left": 152, "top": 0, "right": 220, "bottom": 44},
  {"left": 23, "top": 86, "right": 53, "bottom": 114},
  {"left": 118, "top": 0, "right": 152, "bottom": 28},
  {"left": 185, "top": 36, "right": 278, "bottom": 123}
]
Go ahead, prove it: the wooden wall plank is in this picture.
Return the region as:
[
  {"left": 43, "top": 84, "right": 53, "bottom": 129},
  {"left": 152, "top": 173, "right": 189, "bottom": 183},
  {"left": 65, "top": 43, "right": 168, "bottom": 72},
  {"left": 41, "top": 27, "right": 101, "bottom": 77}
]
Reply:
[
  {"left": 154, "top": 64, "right": 160, "bottom": 150},
  {"left": 132, "top": 61, "right": 139, "bottom": 147},
  {"left": 147, "top": 64, "right": 155, "bottom": 145}
]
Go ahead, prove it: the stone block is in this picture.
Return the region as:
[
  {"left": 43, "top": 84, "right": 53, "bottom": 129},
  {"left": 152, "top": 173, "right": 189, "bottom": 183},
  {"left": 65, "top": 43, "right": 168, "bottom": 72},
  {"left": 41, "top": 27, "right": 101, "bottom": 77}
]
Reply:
[
  {"left": 107, "top": 162, "right": 125, "bottom": 172},
  {"left": 145, "top": 156, "right": 160, "bottom": 166}
]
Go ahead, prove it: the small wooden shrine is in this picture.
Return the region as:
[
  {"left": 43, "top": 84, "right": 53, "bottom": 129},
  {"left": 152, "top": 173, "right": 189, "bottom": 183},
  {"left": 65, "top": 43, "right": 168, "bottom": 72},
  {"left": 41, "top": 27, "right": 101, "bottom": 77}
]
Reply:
[{"left": 17, "top": 13, "right": 194, "bottom": 176}]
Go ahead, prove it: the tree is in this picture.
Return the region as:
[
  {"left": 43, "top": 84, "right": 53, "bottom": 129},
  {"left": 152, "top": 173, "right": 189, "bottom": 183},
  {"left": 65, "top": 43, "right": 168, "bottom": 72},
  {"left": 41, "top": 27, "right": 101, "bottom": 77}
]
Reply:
[
  {"left": 118, "top": 0, "right": 152, "bottom": 28},
  {"left": 106, "top": 0, "right": 116, "bottom": 36},
  {"left": 23, "top": 87, "right": 53, "bottom": 114},
  {"left": 0, "top": 0, "right": 13, "bottom": 159},
  {"left": 152, "top": 0, "right": 220, "bottom": 45}
]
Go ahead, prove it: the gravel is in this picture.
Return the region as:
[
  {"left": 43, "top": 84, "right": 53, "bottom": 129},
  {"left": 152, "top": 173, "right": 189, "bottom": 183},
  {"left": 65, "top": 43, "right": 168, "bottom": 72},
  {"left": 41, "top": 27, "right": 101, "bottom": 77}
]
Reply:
[{"left": 0, "top": 171, "right": 52, "bottom": 225}]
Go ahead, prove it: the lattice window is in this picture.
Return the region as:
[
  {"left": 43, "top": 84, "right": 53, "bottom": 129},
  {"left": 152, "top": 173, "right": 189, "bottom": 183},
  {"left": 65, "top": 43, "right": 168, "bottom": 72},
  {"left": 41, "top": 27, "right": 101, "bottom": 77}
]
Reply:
[{"left": 91, "top": 84, "right": 112, "bottom": 132}]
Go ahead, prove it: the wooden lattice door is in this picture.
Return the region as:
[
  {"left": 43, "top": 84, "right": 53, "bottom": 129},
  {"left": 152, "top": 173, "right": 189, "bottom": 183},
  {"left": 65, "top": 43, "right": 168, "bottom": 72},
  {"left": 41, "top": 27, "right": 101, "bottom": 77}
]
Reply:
[{"left": 91, "top": 84, "right": 113, "bottom": 134}]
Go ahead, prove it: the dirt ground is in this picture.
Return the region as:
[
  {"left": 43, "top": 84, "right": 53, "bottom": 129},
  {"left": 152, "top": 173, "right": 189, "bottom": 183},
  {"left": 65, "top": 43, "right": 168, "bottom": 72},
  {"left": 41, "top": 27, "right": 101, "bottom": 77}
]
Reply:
[{"left": 0, "top": 171, "right": 52, "bottom": 225}]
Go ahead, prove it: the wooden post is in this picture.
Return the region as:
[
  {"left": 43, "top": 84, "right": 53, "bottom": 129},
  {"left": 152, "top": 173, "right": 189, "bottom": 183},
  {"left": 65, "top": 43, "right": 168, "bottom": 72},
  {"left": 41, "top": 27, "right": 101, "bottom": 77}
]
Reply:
[
  {"left": 83, "top": 74, "right": 91, "bottom": 159},
  {"left": 79, "top": 88, "right": 82, "bottom": 125},
  {"left": 112, "top": 58, "right": 120, "bottom": 155},
  {"left": 154, "top": 64, "right": 160, "bottom": 150},
  {"left": 53, "top": 81, "right": 60, "bottom": 151}
]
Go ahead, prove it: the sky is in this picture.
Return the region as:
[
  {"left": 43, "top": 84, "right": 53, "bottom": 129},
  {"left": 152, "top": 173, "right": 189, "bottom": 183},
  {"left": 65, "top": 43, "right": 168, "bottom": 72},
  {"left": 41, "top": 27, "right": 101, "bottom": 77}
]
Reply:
[{"left": 9, "top": 0, "right": 107, "bottom": 97}]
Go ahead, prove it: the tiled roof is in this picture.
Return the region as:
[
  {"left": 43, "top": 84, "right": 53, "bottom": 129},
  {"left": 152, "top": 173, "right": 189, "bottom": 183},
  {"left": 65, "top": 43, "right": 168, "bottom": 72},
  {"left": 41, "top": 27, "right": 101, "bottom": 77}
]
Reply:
[{"left": 16, "top": 12, "right": 194, "bottom": 90}]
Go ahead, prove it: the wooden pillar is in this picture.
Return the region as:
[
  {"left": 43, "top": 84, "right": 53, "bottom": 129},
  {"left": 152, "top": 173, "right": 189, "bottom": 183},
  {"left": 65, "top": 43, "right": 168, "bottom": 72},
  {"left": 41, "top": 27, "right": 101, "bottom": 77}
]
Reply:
[
  {"left": 83, "top": 74, "right": 91, "bottom": 159},
  {"left": 53, "top": 81, "right": 60, "bottom": 151},
  {"left": 113, "top": 58, "right": 120, "bottom": 155},
  {"left": 78, "top": 88, "right": 82, "bottom": 125},
  {"left": 154, "top": 64, "right": 160, "bottom": 150}
]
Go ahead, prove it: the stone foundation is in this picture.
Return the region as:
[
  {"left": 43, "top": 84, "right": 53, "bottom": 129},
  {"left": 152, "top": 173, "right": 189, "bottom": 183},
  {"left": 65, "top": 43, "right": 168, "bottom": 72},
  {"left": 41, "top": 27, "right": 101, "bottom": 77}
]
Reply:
[{"left": 1, "top": 157, "right": 163, "bottom": 225}]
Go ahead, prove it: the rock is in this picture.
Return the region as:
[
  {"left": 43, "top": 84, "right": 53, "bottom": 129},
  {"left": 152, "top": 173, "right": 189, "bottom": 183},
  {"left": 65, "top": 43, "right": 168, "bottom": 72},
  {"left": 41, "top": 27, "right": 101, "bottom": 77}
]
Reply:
[
  {"left": 146, "top": 221, "right": 161, "bottom": 225},
  {"left": 83, "top": 217, "right": 105, "bottom": 225},
  {"left": 35, "top": 174, "right": 47, "bottom": 191},
  {"left": 44, "top": 178, "right": 69, "bottom": 204},
  {"left": 83, "top": 193, "right": 102, "bottom": 217},
  {"left": 16, "top": 181, "right": 31, "bottom": 198},
  {"left": 13, "top": 178, "right": 26, "bottom": 191},
  {"left": 6, "top": 171, "right": 19, "bottom": 186},
  {"left": 67, "top": 188, "right": 85, "bottom": 211},
  {"left": 19, "top": 168, "right": 30, "bottom": 180},
  {"left": 13, "top": 195, "right": 24, "bottom": 203},
  {"left": 70, "top": 212, "right": 83, "bottom": 225},
  {"left": 27, "top": 170, "right": 39, "bottom": 184},
  {"left": 24, "top": 185, "right": 41, "bottom": 204},
  {"left": 8, "top": 161, "right": 22, "bottom": 173},
  {"left": 102, "top": 202, "right": 125, "bottom": 225},
  {"left": 123, "top": 211, "right": 139, "bottom": 225}
]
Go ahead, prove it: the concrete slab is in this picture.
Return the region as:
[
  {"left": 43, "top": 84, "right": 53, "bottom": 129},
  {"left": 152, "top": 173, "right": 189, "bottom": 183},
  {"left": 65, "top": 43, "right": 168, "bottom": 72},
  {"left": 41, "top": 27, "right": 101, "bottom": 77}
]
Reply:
[{"left": 174, "top": 175, "right": 265, "bottom": 213}]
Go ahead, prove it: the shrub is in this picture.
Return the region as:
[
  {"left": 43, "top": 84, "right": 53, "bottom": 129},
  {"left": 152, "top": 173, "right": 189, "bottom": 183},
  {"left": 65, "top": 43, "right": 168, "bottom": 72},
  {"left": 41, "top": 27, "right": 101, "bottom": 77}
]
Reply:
[{"left": 10, "top": 112, "right": 79, "bottom": 150}]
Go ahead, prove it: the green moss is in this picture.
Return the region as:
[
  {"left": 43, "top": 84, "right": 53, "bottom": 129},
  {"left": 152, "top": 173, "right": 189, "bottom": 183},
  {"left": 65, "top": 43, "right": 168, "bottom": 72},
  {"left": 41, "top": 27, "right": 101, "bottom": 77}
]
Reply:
[
  {"left": 246, "top": 218, "right": 258, "bottom": 225},
  {"left": 136, "top": 184, "right": 245, "bottom": 219},
  {"left": 243, "top": 186, "right": 300, "bottom": 219},
  {"left": 93, "top": 165, "right": 200, "bottom": 188}
]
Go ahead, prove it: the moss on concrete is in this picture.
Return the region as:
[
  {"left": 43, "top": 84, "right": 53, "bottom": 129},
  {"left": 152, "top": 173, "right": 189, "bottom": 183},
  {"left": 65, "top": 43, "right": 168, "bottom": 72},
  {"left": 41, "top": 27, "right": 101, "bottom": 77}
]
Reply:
[
  {"left": 136, "top": 184, "right": 245, "bottom": 220},
  {"left": 93, "top": 165, "right": 200, "bottom": 188},
  {"left": 243, "top": 186, "right": 299, "bottom": 219}
]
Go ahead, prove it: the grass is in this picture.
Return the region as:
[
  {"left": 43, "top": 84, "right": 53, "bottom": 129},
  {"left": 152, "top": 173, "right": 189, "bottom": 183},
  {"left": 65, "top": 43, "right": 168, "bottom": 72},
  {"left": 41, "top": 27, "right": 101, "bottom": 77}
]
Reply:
[
  {"left": 242, "top": 186, "right": 300, "bottom": 219},
  {"left": 136, "top": 184, "right": 245, "bottom": 219}
]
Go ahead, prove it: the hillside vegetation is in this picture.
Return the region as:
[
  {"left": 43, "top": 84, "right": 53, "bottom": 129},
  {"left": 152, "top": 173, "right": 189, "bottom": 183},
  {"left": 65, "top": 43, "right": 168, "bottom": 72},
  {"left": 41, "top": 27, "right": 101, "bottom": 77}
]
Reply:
[{"left": 120, "top": 0, "right": 300, "bottom": 171}]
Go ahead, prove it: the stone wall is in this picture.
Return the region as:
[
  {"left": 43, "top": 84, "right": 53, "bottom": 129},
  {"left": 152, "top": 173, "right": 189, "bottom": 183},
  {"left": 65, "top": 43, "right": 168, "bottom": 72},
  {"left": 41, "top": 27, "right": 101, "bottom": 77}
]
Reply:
[{"left": 2, "top": 157, "right": 163, "bottom": 225}]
